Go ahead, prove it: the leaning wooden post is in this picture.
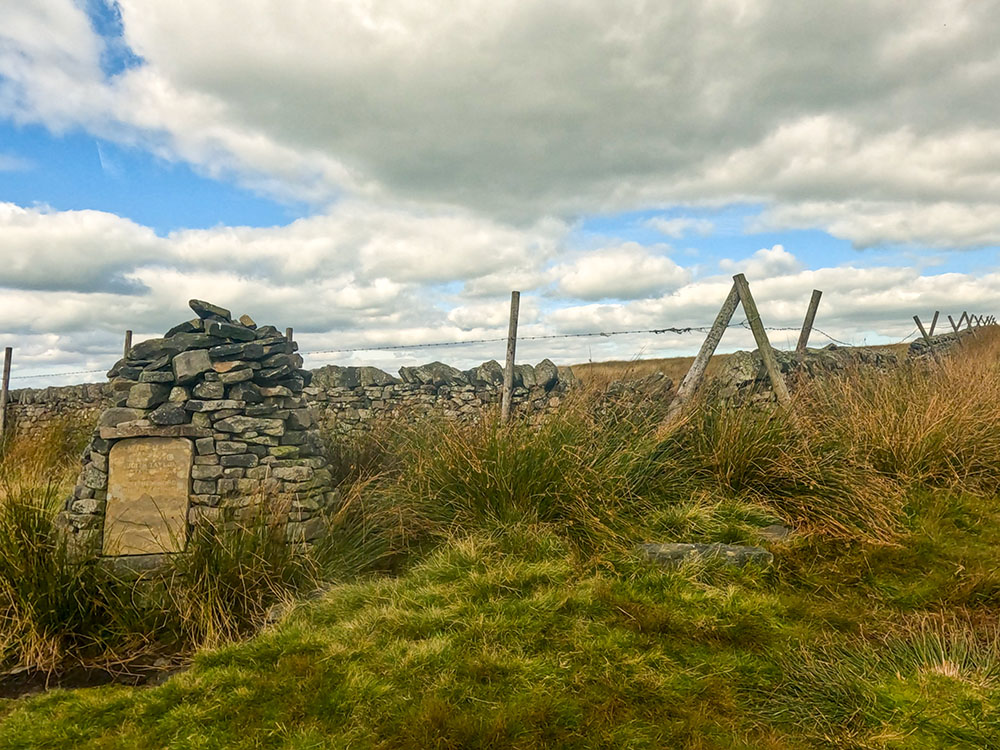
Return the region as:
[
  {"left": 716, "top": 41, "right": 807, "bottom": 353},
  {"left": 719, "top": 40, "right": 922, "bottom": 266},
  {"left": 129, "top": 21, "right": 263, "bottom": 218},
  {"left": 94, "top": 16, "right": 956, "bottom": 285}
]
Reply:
[
  {"left": 964, "top": 312, "right": 978, "bottom": 337},
  {"left": 123, "top": 330, "right": 133, "bottom": 358},
  {"left": 732, "top": 273, "right": 791, "bottom": 406},
  {"left": 285, "top": 327, "right": 293, "bottom": 355},
  {"left": 0, "top": 347, "right": 11, "bottom": 440},
  {"left": 664, "top": 283, "right": 740, "bottom": 422},
  {"left": 913, "top": 315, "right": 941, "bottom": 362},
  {"left": 795, "top": 289, "right": 823, "bottom": 354},
  {"left": 928, "top": 311, "right": 939, "bottom": 337},
  {"left": 500, "top": 291, "right": 520, "bottom": 425}
]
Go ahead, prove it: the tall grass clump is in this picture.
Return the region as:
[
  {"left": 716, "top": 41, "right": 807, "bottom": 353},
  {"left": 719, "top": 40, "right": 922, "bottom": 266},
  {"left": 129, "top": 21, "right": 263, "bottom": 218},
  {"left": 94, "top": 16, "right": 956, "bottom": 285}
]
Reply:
[{"left": 801, "top": 332, "right": 1000, "bottom": 494}]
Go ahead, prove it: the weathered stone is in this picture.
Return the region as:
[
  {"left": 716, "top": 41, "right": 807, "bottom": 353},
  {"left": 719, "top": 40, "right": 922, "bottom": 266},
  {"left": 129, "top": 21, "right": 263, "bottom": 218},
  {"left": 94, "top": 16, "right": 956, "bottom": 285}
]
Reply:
[
  {"left": 99, "top": 407, "right": 143, "bottom": 428},
  {"left": 535, "top": 359, "right": 559, "bottom": 390},
  {"left": 103, "top": 438, "right": 192, "bottom": 556},
  {"left": 259, "top": 385, "right": 293, "bottom": 398},
  {"left": 212, "top": 360, "right": 249, "bottom": 374},
  {"left": 638, "top": 543, "right": 774, "bottom": 568},
  {"left": 82, "top": 463, "right": 107, "bottom": 490},
  {"left": 99, "top": 424, "right": 211, "bottom": 440},
  {"left": 149, "top": 403, "right": 188, "bottom": 426},
  {"left": 209, "top": 341, "right": 264, "bottom": 360},
  {"left": 214, "top": 415, "right": 285, "bottom": 436},
  {"left": 165, "top": 319, "right": 203, "bottom": 337},
  {"left": 206, "top": 319, "right": 256, "bottom": 341},
  {"left": 287, "top": 409, "right": 313, "bottom": 430},
  {"left": 195, "top": 437, "right": 215, "bottom": 455},
  {"left": 219, "top": 368, "right": 254, "bottom": 385},
  {"left": 400, "top": 361, "right": 468, "bottom": 386},
  {"left": 272, "top": 466, "right": 313, "bottom": 482},
  {"left": 466, "top": 360, "right": 504, "bottom": 386},
  {"left": 192, "top": 479, "right": 217, "bottom": 494},
  {"left": 139, "top": 370, "right": 175, "bottom": 384},
  {"left": 173, "top": 349, "right": 213, "bottom": 384},
  {"left": 192, "top": 464, "right": 223, "bottom": 480},
  {"left": 228, "top": 382, "right": 263, "bottom": 403},
  {"left": 126, "top": 383, "right": 170, "bottom": 410},
  {"left": 185, "top": 399, "right": 244, "bottom": 412},
  {"left": 514, "top": 363, "right": 537, "bottom": 388},
  {"left": 216, "top": 440, "right": 249, "bottom": 455},
  {"left": 221, "top": 453, "right": 259, "bottom": 468},
  {"left": 237, "top": 314, "right": 256, "bottom": 328},
  {"left": 255, "top": 364, "right": 294, "bottom": 384},
  {"left": 168, "top": 386, "right": 190, "bottom": 402},
  {"left": 193, "top": 381, "right": 225, "bottom": 399},
  {"left": 189, "top": 299, "right": 231, "bottom": 321}
]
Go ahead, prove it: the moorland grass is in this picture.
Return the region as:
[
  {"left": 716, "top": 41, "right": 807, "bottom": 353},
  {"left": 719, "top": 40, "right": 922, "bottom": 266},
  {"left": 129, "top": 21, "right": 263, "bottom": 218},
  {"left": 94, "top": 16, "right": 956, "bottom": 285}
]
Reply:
[{"left": 1, "top": 331, "right": 999, "bottom": 746}]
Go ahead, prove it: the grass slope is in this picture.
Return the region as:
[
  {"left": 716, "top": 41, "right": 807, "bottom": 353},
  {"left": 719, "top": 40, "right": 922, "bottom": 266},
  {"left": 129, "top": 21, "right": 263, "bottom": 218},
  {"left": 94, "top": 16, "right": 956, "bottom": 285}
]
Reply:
[{"left": 2, "top": 497, "right": 999, "bottom": 749}]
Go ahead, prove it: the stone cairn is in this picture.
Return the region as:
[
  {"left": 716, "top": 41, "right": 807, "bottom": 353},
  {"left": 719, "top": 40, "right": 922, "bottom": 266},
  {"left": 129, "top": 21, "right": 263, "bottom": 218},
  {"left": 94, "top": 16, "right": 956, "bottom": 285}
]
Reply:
[{"left": 59, "top": 300, "right": 335, "bottom": 561}]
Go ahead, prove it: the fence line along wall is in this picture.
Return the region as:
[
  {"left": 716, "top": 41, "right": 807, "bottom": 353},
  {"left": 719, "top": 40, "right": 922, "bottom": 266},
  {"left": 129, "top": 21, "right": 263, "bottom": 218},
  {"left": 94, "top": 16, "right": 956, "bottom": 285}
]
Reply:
[{"left": 5, "top": 358, "right": 577, "bottom": 442}]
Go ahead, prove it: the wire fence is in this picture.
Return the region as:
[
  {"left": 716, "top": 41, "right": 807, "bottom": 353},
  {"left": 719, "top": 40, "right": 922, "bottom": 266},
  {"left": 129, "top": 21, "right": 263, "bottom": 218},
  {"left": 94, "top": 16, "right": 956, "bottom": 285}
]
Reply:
[{"left": 3, "top": 320, "right": 920, "bottom": 383}]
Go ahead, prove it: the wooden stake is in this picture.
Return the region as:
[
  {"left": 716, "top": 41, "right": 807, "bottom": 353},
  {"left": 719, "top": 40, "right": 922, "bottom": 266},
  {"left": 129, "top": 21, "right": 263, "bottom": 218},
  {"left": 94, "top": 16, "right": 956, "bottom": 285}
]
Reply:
[
  {"left": 123, "top": 330, "right": 133, "bottom": 358},
  {"left": 928, "top": 311, "right": 939, "bottom": 337},
  {"left": 500, "top": 291, "right": 520, "bottom": 425},
  {"left": 948, "top": 314, "right": 961, "bottom": 335},
  {"left": 0, "top": 347, "right": 11, "bottom": 440},
  {"left": 665, "top": 283, "right": 740, "bottom": 422},
  {"left": 732, "top": 273, "right": 791, "bottom": 406},
  {"left": 285, "top": 327, "right": 293, "bottom": 355},
  {"left": 913, "top": 315, "right": 941, "bottom": 362},
  {"left": 795, "top": 289, "right": 823, "bottom": 354}
]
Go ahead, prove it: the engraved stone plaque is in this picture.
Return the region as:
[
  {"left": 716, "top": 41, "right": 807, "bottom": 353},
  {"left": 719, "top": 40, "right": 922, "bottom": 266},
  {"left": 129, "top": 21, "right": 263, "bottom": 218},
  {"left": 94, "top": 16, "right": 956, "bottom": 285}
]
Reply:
[{"left": 103, "top": 438, "right": 193, "bottom": 555}]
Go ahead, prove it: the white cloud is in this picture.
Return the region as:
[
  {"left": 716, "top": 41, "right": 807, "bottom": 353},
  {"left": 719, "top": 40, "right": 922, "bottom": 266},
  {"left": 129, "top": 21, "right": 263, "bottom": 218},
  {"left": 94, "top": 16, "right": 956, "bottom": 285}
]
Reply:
[
  {"left": 554, "top": 243, "right": 690, "bottom": 300},
  {"left": 720, "top": 245, "right": 802, "bottom": 278},
  {"left": 646, "top": 217, "right": 714, "bottom": 238},
  {"left": 3, "top": 0, "right": 1000, "bottom": 244}
]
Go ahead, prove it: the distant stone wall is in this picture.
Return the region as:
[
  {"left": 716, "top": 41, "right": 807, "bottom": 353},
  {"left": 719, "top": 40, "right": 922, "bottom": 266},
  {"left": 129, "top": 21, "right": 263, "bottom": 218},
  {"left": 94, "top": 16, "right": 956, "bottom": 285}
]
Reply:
[
  {"left": 6, "top": 384, "right": 113, "bottom": 439},
  {"left": 714, "top": 331, "right": 970, "bottom": 402},
  {"left": 6, "top": 358, "right": 579, "bottom": 443}
]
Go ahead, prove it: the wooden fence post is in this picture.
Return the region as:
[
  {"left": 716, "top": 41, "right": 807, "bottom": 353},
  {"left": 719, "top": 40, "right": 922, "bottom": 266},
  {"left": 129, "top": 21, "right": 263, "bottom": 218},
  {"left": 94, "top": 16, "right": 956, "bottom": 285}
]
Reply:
[
  {"left": 948, "top": 314, "right": 962, "bottom": 336},
  {"left": 0, "top": 347, "right": 11, "bottom": 440},
  {"left": 285, "top": 327, "right": 293, "bottom": 355},
  {"left": 123, "top": 330, "right": 133, "bottom": 358},
  {"left": 928, "top": 311, "right": 939, "bottom": 337},
  {"left": 500, "top": 291, "right": 520, "bottom": 425},
  {"left": 732, "top": 274, "right": 791, "bottom": 406},
  {"left": 664, "top": 283, "right": 740, "bottom": 422},
  {"left": 795, "top": 289, "right": 823, "bottom": 354},
  {"left": 913, "top": 315, "right": 941, "bottom": 362}
]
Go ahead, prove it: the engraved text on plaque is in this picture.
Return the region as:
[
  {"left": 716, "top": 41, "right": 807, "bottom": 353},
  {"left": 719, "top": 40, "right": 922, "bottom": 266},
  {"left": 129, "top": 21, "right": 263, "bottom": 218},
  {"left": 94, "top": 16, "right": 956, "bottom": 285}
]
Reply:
[{"left": 103, "top": 437, "right": 192, "bottom": 555}]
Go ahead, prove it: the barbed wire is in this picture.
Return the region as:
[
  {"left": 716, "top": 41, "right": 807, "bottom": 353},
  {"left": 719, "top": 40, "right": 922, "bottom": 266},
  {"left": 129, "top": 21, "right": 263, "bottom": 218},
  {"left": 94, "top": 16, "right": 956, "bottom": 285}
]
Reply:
[{"left": 3, "top": 318, "right": 961, "bottom": 383}]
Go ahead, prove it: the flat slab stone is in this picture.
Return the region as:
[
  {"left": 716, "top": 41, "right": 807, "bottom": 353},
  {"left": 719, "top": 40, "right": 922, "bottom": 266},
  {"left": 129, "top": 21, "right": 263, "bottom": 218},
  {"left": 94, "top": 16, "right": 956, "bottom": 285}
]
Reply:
[
  {"left": 99, "top": 424, "right": 211, "bottom": 440},
  {"left": 103, "top": 438, "right": 193, "bottom": 556},
  {"left": 638, "top": 542, "right": 774, "bottom": 568}
]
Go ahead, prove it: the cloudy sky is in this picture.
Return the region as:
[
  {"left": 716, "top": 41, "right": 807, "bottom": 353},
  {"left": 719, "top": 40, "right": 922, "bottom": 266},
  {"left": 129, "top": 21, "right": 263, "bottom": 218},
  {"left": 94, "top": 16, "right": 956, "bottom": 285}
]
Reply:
[{"left": 2, "top": 0, "right": 998, "bottom": 385}]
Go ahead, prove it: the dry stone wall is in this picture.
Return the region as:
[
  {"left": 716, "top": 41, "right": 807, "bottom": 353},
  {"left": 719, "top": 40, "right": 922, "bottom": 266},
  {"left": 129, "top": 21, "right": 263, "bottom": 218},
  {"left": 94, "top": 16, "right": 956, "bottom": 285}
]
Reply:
[{"left": 7, "top": 359, "right": 578, "bottom": 442}]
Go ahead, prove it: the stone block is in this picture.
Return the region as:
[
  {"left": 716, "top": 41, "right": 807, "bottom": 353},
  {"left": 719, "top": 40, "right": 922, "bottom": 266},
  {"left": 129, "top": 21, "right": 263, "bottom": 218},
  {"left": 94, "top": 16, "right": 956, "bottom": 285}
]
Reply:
[
  {"left": 195, "top": 436, "right": 215, "bottom": 455},
  {"left": 192, "top": 381, "right": 225, "bottom": 399},
  {"left": 126, "top": 383, "right": 170, "bottom": 410},
  {"left": 173, "top": 349, "right": 213, "bottom": 384},
  {"left": 189, "top": 299, "right": 231, "bottom": 320},
  {"left": 221, "top": 453, "right": 259, "bottom": 468},
  {"left": 192, "top": 464, "right": 223, "bottom": 480},
  {"left": 206, "top": 319, "right": 256, "bottom": 341},
  {"left": 149, "top": 403, "right": 188, "bottom": 426}
]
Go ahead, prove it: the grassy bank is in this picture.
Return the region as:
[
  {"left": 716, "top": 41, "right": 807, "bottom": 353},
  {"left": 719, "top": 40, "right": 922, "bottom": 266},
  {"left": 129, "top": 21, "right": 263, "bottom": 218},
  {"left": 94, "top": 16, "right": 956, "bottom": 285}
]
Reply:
[{"left": 1, "top": 331, "right": 999, "bottom": 746}]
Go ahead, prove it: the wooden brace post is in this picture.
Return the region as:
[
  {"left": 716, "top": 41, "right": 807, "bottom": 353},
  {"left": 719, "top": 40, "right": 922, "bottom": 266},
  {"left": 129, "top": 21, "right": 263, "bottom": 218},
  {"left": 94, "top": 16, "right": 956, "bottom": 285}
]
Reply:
[
  {"left": 913, "top": 315, "right": 941, "bottom": 362},
  {"left": 0, "top": 347, "right": 11, "bottom": 439},
  {"left": 500, "top": 291, "right": 520, "bottom": 424},
  {"left": 928, "top": 311, "right": 939, "bottom": 337},
  {"left": 733, "top": 274, "right": 790, "bottom": 406},
  {"left": 664, "top": 282, "right": 740, "bottom": 422},
  {"left": 795, "top": 289, "right": 823, "bottom": 354}
]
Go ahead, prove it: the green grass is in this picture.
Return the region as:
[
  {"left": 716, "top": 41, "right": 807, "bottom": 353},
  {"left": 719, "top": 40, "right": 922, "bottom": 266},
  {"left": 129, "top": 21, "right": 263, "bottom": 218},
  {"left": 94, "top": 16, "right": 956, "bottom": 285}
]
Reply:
[{"left": 2, "top": 501, "right": 999, "bottom": 748}]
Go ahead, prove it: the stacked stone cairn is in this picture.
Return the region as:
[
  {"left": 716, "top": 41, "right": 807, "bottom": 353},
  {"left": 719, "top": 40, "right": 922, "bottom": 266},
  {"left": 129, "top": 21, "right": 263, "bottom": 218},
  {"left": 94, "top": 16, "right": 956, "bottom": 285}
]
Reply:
[{"left": 59, "top": 300, "right": 335, "bottom": 560}]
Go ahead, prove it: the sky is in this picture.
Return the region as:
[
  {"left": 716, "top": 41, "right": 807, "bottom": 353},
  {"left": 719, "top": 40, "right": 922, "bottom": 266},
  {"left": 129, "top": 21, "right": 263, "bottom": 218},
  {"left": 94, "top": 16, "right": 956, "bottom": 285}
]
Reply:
[{"left": 1, "top": 0, "right": 999, "bottom": 386}]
